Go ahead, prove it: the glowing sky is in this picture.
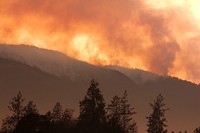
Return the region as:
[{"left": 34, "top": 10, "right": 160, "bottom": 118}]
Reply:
[{"left": 0, "top": 0, "right": 200, "bottom": 83}]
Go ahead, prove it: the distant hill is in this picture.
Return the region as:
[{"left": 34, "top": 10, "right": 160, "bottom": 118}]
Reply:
[
  {"left": 0, "top": 44, "right": 200, "bottom": 132},
  {"left": 105, "top": 65, "right": 160, "bottom": 84}
]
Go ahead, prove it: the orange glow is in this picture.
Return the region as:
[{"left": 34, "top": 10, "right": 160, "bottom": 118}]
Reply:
[
  {"left": 0, "top": 0, "right": 200, "bottom": 83},
  {"left": 70, "top": 33, "right": 109, "bottom": 65}
]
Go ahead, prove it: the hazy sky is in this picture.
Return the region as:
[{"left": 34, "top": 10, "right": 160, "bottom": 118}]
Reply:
[{"left": 0, "top": 0, "right": 200, "bottom": 83}]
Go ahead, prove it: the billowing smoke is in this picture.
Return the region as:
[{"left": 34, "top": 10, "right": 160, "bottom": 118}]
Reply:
[
  {"left": 139, "top": 11, "right": 180, "bottom": 75},
  {"left": 0, "top": 0, "right": 199, "bottom": 83}
]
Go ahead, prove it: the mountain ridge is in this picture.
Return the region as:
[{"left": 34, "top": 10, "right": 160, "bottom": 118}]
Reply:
[
  {"left": 0, "top": 44, "right": 200, "bottom": 132},
  {"left": 0, "top": 44, "right": 196, "bottom": 85}
]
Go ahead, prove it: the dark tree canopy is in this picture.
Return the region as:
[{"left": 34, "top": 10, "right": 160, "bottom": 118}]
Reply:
[
  {"left": 107, "top": 95, "right": 123, "bottom": 133},
  {"left": 107, "top": 91, "right": 137, "bottom": 133},
  {"left": 146, "top": 94, "right": 168, "bottom": 133},
  {"left": 13, "top": 113, "right": 51, "bottom": 133},
  {"left": 12, "top": 103, "right": 75, "bottom": 133},
  {"left": 121, "top": 91, "right": 137, "bottom": 133},
  {"left": 24, "top": 100, "right": 38, "bottom": 115},
  {"left": 51, "top": 102, "right": 63, "bottom": 123},
  {"left": 62, "top": 109, "right": 73, "bottom": 121},
  {"left": 2, "top": 80, "right": 191, "bottom": 133},
  {"left": 78, "top": 79, "right": 106, "bottom": 133},
  {"left": 2, "top": 92, "right": 25, "bottom": 132}
]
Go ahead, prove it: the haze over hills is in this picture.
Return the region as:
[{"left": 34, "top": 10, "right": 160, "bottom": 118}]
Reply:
[
  {"left": 105, "top": 66, "right": 161, "bottom": 84},
  {"left": 0, "top": 44, "right": 200, "bottom": 132}
]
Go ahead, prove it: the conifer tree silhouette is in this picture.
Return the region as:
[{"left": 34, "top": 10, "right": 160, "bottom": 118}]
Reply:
[
  {"left": 78, "top": 79, "right": 106, "bottom": 133},
  {"left": 2, "top": 91, "right": 25, "bottom": 132},
  {"left": 146, "top": 94, "right": 168, "bottom": 133},
  {"left": 107, "top": 91, "right": 137, "bottom": 133}
]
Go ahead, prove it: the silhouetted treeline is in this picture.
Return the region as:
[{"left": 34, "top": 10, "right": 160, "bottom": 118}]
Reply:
[{"left": 0, "top": 79, "right": 199, "bottom": 133}]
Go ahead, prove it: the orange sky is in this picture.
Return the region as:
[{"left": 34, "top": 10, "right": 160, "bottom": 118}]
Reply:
[{"left": 0, "top": 0, "right": 200, "bottom": 83}]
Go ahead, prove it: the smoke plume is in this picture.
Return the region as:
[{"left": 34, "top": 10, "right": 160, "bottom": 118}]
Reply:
[{"left": 0, "top": 0, "right": 200, "bottom": 83}]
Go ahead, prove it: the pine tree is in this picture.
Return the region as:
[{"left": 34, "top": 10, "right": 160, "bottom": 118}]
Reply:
[
  {"left": 47, "top": 102, "right": 65, "bottom": 133},
  {"left": 62, "top": 108, "right": 73, "bottom": 123},
  {"left": 107, "top": 95, "right": 123, "bottom": 133},
  {"left": 24, "top": 100, "right": 38, "bottom": 115},
  {"left": 52, "top": 102, "right": 63, "bottom": 123},
  {"left": 107, "top": 91, "right": 137, "bottom": 133},
  {"left": 146, "top": 94, "right": 168, "bottom": 133},
  {"left": 12, "top": 100, "right": 39, "bottom": 133},
  {"left": 121, "top": 91, "right": 137, "bottom": 133},
  {"left": 2, "top": 91, "right": 25, "bottom": 132},
  {"left": 61, "top": 108, "right": 74, "bottom": 130},
  {"left": 13, "top": 113, "right": 41, "bottom": 133},
  {"left": 78, "top": 79, "right": 106, "bottom": 133}
]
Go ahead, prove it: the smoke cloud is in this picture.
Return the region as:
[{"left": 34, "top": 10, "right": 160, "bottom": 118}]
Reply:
[{"left": 0, "top": 0, "right": 199, "bottom": 83}]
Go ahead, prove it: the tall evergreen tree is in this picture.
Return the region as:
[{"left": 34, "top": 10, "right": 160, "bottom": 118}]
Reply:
[
  {"left": 62, "top": 108, "right": 74, "bottom": 124},
  {"left": 2, "top": 92, "right": 25, "bottom": 132},
  {"left": 107, "top": 91, "right": 137, "bottom": 133},
  {"left": 146, "top": 94, "right": 168, "bottom": 133},
  {"left": 61, "top": 108, "right": 75, "bottom": 132},
  {"left": 12, "top": 101, "right": 39, "bottom": 133},
  {"left": 13, "top": 113, "right": 41, "bottom": 133},
  {"left": 107, "top": 95, "right": 123, "bottom": 133},
  {"left": 24, "top": 100, "right": 38, "bottom": 115},
  {"left": 121, "top": 91, "right": 137, "bottom": 133},
  {"left": 78, "top": 79, "right": 106, "bottom": 133},
  {"left": 52, "top": 102, "right": 63, "bottom": 123}
]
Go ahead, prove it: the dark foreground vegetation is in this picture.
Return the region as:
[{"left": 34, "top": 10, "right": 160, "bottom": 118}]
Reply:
[{"left": 0, "top": 79, "right": 200, "bottom": 133}]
